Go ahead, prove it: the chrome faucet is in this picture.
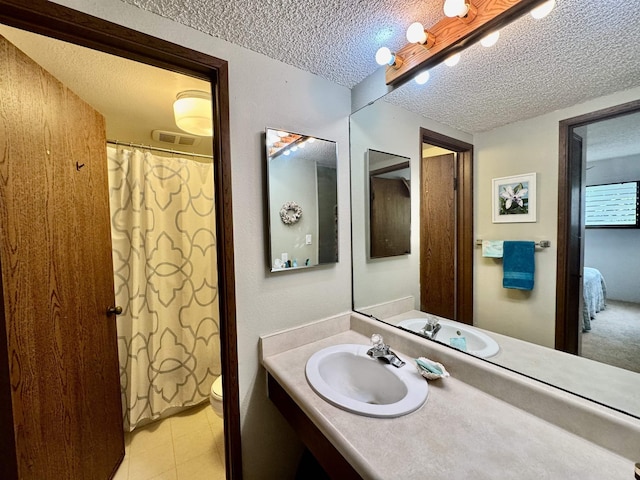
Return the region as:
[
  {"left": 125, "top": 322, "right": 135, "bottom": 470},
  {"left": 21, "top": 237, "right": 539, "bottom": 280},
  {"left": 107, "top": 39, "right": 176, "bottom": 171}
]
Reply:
[
  {"left": 421, "top": 317, "right": 441, "bottom": 340},
  {"left": 366, "top": 334, "right": 406, "bottom": 368}
]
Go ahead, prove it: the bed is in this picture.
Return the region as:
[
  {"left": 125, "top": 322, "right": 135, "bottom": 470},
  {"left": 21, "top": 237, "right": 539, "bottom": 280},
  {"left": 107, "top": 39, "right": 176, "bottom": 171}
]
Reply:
[{"left": 582, "top": 267, "right": 607, "bottom": 331}]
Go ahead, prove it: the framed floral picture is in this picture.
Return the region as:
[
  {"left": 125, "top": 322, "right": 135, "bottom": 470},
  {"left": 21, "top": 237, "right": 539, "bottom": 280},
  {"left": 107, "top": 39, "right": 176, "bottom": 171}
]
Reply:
[{"left": 492, "top": 173, "right": 537, "bottom": 223}]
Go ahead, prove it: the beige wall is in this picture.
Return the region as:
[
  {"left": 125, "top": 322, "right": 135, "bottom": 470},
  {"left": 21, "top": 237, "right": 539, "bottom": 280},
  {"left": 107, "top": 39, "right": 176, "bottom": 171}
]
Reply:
[
  {"left": 474, "top": 85, "right": 640, "bottom": 347},
  {"left": 51, "top": 1, "right": 352, "bottom": 478}
]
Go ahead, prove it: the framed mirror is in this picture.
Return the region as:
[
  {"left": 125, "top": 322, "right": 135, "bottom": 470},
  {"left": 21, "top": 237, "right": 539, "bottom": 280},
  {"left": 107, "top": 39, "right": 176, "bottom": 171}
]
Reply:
[
  {"left": 367, "top": 150, "right": 411, "bottom": 259},
  {"left": 265, "top": 128, "right": 338, "bottom": 272}
]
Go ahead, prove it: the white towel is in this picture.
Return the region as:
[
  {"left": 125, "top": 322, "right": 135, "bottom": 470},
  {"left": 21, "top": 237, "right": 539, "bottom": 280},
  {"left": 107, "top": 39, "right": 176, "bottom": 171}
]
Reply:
[{"left": 482, "top": 240, "right": 503, "bottom": 258}]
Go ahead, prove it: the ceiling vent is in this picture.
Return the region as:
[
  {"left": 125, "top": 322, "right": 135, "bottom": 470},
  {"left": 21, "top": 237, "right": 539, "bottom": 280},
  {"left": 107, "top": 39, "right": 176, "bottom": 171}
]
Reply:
[{"left": 151, "top": 129, "right": 201, "bottom": 147}]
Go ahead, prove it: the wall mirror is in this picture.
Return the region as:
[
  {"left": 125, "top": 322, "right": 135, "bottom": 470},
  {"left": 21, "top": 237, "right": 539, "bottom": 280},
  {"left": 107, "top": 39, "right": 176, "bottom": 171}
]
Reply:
[
  {"left": 266, "top": 128, "right": 338, "bottom": 272},
  {"left": 367, "top": 150, "right": 411, "bottom": 259},
  {"left": 350, "top": 0, "right": 640, "bottom": 420}
]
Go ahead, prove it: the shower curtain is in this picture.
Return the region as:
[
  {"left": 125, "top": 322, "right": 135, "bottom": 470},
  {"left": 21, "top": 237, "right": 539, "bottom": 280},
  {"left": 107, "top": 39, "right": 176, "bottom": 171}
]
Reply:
[{"left": 107, "top": 146, "right": 221, "bottom": 431}]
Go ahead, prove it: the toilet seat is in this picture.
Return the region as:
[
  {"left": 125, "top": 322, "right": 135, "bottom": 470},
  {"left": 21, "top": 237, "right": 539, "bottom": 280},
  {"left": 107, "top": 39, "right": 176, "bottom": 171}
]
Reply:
[
  {"left": 209, "top": 375, "right": 224, "bottom": 418},
  {"left": 211, "top": 375, "right": 223, "bottom": 401}
]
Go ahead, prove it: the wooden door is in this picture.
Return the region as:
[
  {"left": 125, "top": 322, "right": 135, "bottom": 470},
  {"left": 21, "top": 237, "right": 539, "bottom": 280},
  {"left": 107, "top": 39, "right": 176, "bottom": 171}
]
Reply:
[
  {"left": 370, "top": 177, "right": 411, "bottom": 258},
  {"left": 420, "top": 153, "right": 456, "bottom": 319},
  {"left": 0, "top": 36, "right": 124, "bottom": 479}
]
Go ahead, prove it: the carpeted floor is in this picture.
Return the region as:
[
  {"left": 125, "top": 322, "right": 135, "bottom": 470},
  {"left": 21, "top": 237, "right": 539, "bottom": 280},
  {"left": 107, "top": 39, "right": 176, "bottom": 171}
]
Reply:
[{"left": 581, "top": 299, "right": 640, "bottom": 374}]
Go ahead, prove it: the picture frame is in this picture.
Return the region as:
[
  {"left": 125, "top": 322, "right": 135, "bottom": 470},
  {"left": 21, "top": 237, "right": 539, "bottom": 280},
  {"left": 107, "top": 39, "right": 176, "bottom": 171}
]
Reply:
[{"left": 492, "top": 172, "right": 537, "bottom": 223}]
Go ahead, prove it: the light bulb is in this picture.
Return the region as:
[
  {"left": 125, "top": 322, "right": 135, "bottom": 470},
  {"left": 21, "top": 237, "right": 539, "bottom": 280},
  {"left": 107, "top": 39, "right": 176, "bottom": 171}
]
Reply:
[
  {"left": 480, "top": 30, "right": 500, "bottom": 47},
  {"left": 375, "top": 47, "right": 393, "bottom": 66},
  {"left": 444, "top": 0, "right": 469, "bottom": 18},
  {"left": 415, "top": 71, "right": 430, "bottom": 85},
  {"left": 531, "top": 0, "right": 555, "bottom": 19},
  {"left": 444, "top": 53, "right": 461, "bottom": 67},
  {"left": 406, "top": 22, "right": 427, "bottom": 44}
]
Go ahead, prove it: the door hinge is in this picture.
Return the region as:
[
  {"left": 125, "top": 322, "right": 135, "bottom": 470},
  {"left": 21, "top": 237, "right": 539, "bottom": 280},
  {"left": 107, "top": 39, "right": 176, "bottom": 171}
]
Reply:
[{"left": 453, "top": 177, "right": 458, "bottom": 190}]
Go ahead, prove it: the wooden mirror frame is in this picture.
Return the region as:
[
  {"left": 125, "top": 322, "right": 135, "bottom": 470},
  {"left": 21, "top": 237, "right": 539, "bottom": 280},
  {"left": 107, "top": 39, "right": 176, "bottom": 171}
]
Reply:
[{"left": 0, "top": 1, "right": 242, "bottom": 478}]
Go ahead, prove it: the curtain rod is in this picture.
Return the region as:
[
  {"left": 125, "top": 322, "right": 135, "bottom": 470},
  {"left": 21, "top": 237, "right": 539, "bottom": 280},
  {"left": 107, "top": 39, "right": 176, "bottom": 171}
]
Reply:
[{"left": 106, "top": 139, "right": 213, "bottom": 160}]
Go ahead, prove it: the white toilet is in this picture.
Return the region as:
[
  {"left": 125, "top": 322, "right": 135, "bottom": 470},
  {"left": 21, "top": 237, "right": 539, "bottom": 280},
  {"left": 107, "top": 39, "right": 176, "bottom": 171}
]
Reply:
[{"left": 209, "top": 375, "right": 223, "bottom": 418}]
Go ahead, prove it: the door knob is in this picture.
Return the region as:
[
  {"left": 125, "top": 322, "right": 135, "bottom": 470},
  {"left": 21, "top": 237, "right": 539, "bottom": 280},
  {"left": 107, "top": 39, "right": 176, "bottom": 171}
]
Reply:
[{"left": 107, "top": 305, "right": 123, "bottom": 316}]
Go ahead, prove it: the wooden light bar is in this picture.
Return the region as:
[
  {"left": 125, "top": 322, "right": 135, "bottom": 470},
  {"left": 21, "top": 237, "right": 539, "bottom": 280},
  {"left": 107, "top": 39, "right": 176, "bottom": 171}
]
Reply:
[{"left": 385, "top": 0, "right": 549, "bottom": 86}]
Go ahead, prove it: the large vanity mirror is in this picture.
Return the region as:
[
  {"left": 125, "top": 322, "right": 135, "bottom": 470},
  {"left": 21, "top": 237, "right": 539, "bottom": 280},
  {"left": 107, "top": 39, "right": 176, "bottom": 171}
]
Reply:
[
  {"left": 266, "top": 128, "right": 338, "bottom": 272},
  {"left": 350, "top": 0, "right": 640, "bottom": 419}
]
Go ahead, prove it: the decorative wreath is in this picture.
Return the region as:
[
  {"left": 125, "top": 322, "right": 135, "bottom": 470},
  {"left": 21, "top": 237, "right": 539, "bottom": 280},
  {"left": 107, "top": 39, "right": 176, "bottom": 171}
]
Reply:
[{"left": 280, "top": 201, "right": 302, "bottom": 225}]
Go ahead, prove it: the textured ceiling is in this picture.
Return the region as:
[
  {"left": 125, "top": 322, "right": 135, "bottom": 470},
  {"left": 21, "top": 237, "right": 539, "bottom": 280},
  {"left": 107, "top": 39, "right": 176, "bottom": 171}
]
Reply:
[
  {"left": 576, "top": 111, "right": 640, "bottom": 163},
  {"left": 3, "top": 1, "right": 639, "bottom": 143},
  {"left": 123, "top": 0, "right": 640, "bottom": 134},
  {"left": 123, "top": 0, "right": 444, "bottom": 88}
]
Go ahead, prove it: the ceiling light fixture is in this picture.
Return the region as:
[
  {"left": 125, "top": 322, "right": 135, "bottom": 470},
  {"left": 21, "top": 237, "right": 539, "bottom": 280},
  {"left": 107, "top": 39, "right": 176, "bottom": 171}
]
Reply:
[
  {"left": 531, "top": 0, "right": 555, "bottom": 19},
  {"left": 379, "top": 0, "right": 551, "bottom": 87},
  {"left": 375, "top": 47, "right": 404, "bottom": 68},
  {"left": 444, "top": 53, "right": 461, "bottom": 67},
  {"left": 480, "top": 30, "right": 500, "bottom": 47},
  {"left": 406, "top": 22, "right": 436, "bottom": 49},
  {"left": 173, "top": 90, "right": 213, "bottom": 137},
  {"left": 443, "top": 0, "right": 477, "bottom": 23}
]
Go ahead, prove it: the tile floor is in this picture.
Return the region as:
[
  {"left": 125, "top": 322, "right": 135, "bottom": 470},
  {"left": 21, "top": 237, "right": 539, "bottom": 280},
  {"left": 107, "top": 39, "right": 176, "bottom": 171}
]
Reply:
[{"left": 113, "top": 403, "right": 226, "bottom": 480}]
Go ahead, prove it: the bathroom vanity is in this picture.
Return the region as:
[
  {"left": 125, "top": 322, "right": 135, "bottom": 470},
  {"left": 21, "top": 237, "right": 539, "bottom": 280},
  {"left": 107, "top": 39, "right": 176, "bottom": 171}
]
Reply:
[{"left": 260, "top": 313, "right": 640, "bottom": 479}]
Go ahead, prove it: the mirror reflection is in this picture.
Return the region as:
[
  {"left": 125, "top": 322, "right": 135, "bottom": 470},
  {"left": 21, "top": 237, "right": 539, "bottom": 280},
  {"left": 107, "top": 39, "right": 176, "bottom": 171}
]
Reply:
[
  {"left": 266, "top": 128, "right": 338, "bottom": 272},
  {"left": 350, "top": 1, "right": 640, "bottom": 419},
  {"left": 367, "top": 150, "right": 411, "bottom": 258},
  {"left": 575, "top": 111, "right": 640, "bottom": 374}
]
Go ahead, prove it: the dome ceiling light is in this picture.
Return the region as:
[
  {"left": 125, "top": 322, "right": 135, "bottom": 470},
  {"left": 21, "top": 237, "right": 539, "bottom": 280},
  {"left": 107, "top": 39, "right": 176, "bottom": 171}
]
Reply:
[{"left": 173, "top": 90, "right": 213, "bottom": 137}]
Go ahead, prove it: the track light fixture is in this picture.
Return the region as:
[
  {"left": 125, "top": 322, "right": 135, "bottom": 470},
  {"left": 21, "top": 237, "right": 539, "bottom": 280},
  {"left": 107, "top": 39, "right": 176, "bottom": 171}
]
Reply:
[{"left": 376, "top": 0, "right": 555, "bottom": 87}]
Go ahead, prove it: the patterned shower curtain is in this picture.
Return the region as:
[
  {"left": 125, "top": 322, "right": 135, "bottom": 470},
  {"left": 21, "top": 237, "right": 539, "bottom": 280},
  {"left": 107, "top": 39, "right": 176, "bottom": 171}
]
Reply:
[{"left": 107, "top": 146, "right": 221, "bottom": 431}]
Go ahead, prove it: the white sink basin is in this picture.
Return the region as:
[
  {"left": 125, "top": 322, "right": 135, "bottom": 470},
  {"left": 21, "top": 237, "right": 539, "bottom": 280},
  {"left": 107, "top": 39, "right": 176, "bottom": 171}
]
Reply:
[
  {"left": 397, "top": 318, "right": 500, "bottom": 358},
  {"left": 305, "top": 343, "right": 428, "bottom": 418}
]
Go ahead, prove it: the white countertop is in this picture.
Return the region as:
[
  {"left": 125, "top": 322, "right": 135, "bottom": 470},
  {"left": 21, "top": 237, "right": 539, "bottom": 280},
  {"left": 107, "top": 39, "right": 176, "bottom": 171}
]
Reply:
[
  {"left": 383, "top": 308, "right": 640, "bottom": 417},
  {"left": 260, "top": 313, "right": 639, "bottom": 479}
]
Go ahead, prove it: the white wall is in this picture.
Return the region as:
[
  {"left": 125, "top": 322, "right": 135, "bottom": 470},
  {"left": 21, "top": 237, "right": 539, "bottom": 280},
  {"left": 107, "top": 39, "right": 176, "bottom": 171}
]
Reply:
[
  {"left": 51, "top": 1, "right": 352, "bottom": 478},
  {"left": 350, "top": 100, "right": 472, "bottom": 311},
  {"left": 584, "top": 154, "right": 640, "bottom": 303},
  {"left": 269, "top": 156, "right": 319, "bottom": 267},
  {"left": 474, "top": 86, "right": 640, "bottom": 347}
]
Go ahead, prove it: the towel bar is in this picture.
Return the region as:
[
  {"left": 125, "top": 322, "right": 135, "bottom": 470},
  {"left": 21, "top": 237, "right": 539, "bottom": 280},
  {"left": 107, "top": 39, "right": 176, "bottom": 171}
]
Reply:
[{"left": 475, "top": 239, "right": 551, "bottom": 248}]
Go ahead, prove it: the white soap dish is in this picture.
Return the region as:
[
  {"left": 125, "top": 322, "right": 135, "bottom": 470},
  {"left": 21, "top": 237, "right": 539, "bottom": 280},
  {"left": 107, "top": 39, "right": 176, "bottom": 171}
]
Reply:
[{"left": 415, "top": 357, "right": 450, "bottom": 380}]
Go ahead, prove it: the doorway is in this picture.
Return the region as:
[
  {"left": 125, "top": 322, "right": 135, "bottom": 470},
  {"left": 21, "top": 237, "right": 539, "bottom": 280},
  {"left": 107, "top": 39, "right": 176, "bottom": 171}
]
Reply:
[
  {"left": 0, "top": 2, "right": 241, "bottom": 479},
  {"left": 556, "top": 99, "right": 640, "bottom": 365},
  {"left": 419, "top": 128, "right": 474, "bottom": 324}
]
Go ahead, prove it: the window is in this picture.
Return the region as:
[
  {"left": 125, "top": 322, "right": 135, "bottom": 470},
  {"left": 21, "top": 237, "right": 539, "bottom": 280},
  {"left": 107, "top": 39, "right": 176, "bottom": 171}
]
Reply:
[{"left": 585, "top": 181, "right": 640, "bottom": 227}]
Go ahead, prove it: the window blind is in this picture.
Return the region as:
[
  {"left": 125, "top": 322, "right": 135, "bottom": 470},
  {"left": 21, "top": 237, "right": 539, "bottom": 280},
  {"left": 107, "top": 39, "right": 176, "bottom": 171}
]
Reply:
[{"left": 585, "top": 181, "right": 639, "bottom": 227}]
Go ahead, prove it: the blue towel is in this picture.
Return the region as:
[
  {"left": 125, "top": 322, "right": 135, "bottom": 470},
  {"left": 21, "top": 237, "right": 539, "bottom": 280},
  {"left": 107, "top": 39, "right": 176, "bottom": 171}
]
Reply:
[{"left": 503, "top": 241, "right": 535, "bottom": 290}]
